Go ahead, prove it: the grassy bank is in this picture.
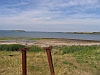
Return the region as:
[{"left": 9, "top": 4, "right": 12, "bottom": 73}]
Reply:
[{"left": 0, "top": 45, "right": 100, "bottom": 75}]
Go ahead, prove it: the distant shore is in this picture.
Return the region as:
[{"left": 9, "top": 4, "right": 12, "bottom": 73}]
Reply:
[
  {"left": 0, "top": 38, "right": 100, "bottom": 47},
  {"left": 62, "top": 32, "right": 100, "bottom": 34},
  {"left": 1, "top": 30, "right": 100, "bottom": 34}
]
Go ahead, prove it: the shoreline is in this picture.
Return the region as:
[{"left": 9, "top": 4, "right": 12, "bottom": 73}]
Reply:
[{"left": 0, "top": 38, "right": 100, "bottom": 47}]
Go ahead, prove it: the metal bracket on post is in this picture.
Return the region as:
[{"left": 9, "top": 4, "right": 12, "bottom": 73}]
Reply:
[
  {"left": 19, "top": 48, "right": 30, "bottom": 75},
  {"left": 44, "top": 46, "right": 55, "bottom": 75}
]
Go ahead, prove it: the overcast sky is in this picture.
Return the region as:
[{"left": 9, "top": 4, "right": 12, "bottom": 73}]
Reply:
[{"left": 0, "top": 0, "right": 100, "bottom": 32}]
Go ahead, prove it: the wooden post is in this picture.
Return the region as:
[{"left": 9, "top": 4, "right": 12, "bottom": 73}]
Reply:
[
  {"left": 44, "top": 46, "right": 55, "bottom": 75},
  {"left": 19, "top": 48, "right": 29, "bottom": 75}
]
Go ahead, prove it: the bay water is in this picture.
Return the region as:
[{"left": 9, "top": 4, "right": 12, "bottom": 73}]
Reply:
[{"left": 0, "top": 30, "right": 100, "bottom": 41}]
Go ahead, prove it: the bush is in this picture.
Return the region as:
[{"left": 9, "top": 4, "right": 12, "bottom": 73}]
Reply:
[
  {"left": 62, "top": 45, "right": 99, "bottom": 54},
  {"left": 0, "top": 44, "right": 25, "bottom": 51},
  {"left": 0, "top": 44, "right": 43, "bottom": 52},
  {"left": 53, "top": 45, "right": 100, "bottom": 55},
  {"left": 29, "top": 46, "right": 43, "bottom": 52}
]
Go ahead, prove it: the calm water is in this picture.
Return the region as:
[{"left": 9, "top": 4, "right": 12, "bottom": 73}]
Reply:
[{"left": 0, "top": 30, "right": 100, "bottom": 41}]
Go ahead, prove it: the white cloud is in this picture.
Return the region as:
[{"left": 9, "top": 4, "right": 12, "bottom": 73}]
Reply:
[{"left": 0, "top": 0, "right": 100, "bottom": 31}]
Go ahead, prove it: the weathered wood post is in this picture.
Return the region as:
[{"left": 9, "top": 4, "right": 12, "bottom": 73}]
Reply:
[
  {"left": 19, "top": 48, "right": 30, "bottom": 75},
  {"left": 44, "top": 46, "right": 55, "bottom": 75}
]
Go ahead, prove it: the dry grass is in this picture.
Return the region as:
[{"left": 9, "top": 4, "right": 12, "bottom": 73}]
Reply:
[
  {"left": 0, "top": 51, "right": 22, "bottom": 75},
  {"left": 0, "top": 47, "right": 100, "bottom": 75}
]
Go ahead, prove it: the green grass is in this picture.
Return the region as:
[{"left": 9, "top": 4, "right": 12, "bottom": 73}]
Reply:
[
  {"left": 0, "top": 44, "right": 43, "bottom": 52},
  {"left": 0, "top": 45, "right": 100, "bottom": 75},
  {"left": 29, "top": 46, "right": 44, "bottom": 52},
  {"left": 0, "top": 37, "right": 14, "bottom": 40},
  {"left": 29, "top": 38, "right": 56, "bottom": 40},
  {"left": 0, "top": 37, "right": 23, "bottom": 40},
  {"left": 0, "top": 44, "right": 25, "bottom": 51},
  {"left": 53, "top": 45, "right": 100, "bottom": 54}
]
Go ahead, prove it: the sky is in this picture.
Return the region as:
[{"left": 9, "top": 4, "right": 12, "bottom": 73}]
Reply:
[{"left": 0, "top": 0, "right": 100, "bottom": 32}]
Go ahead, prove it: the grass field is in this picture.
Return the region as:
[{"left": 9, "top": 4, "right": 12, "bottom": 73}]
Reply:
[{"left": 0, "top": 45, "right": 100, "bottom": 75}]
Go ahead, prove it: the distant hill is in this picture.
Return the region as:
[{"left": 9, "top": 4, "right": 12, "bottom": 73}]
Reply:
[{"left": 11, "top": 30, "right": 25, "bottom": 32}]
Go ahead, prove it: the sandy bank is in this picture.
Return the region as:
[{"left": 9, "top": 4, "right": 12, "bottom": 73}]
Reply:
[{"left": 0, "top": 38, "right": 100, "bottom": 47}]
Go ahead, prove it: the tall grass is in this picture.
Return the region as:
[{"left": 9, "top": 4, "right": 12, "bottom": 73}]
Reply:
[
  {"left": 0, "top": 44, "right": 25, "bottom": 51},
  {"left": 0, "top": 44, "right": 43, "bottom": 52},
  {"left": 29, "top": 46, "right": 44, "bottom": 52},
  {"left": 53, "top": 45, "right": 100, "bottom": 54},
  {"left": 0, "top": 45, "right": 100, "bottom": 75}
]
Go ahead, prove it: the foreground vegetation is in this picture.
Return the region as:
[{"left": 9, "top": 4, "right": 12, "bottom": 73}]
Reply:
[{"left": 0, "top": 44, "right": 100, "bottom": 75}]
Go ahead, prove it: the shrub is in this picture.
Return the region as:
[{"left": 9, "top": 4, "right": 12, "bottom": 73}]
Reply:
[
  {"left": 29, "top": 46, "right": 43, "bottom": 52},
  {"left": 53, "top": 45, "right": 100, "bottom": 55},
  {"left": 0, "top": 44, "right": 25, "bottom": 51}
]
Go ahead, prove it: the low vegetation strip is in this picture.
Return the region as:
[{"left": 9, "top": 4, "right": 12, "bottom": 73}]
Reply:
[
  {"left": 0, "top": 44, "right": 100, "bottom": 75},
  {"left": 0, "top": 44, "right": 25, "bottom": 51},
  {"left": 0, "top": 44, "right": 43, "bottom": 52},
  {"left": 53, "top": 45, "right": 100, "bottom": 54}
]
